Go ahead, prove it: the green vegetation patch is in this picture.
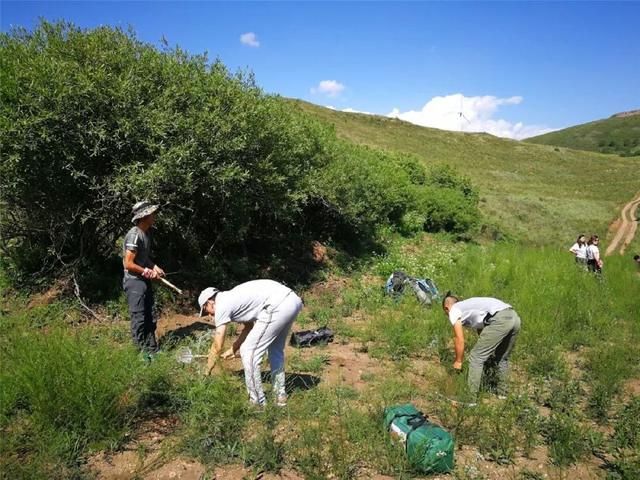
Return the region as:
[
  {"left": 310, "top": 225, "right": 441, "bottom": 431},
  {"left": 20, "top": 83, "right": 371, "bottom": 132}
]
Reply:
[
  {"left": 293, "top": 100, "right": 640, "bottom": 245},
  {"left": 527, "top": 114, "right": 640, "bottom": 157}
]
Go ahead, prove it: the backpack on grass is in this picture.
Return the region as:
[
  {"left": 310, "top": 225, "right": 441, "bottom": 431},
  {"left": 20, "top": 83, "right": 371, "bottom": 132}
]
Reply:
[
  {"left": 383, "top": 404, "right": 454, "bottom": 474},
  {"left": 290, "top": 327, "right": 334, "bottom": 348},
  {"left": 385, "top": 271, "right": 440, "bottom": 306}
]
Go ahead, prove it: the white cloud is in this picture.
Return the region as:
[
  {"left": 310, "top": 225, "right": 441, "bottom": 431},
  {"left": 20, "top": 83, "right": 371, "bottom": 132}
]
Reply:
[
  {"left": 325, "top": 105, "right": 373, "bottom": 115},
  {"left": 311, "top": 80, "right": 345, "bottom": 97},
  {"left": 387, "top": 94, "right": 553, "bottom": 140},
  {"left": 240, "top": 32, "right": 260, "bottom": 47},
  {"left": 341, "top": 107, "right": 373, "bottom": 115}
]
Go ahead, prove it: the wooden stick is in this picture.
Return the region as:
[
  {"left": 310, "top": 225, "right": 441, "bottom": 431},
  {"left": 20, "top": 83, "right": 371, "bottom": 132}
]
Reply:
[{"left": 159, "top": 277, "right": 183, "bottom": 295}]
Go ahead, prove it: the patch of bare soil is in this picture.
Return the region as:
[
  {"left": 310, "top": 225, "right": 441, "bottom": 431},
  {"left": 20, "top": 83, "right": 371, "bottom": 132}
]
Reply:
[
  {"left": 93, "top": 311, "right": 618, "bottom": 480},
  {"left": 27, "top": 278, "right": 69, "bottom": 308},
  {"left": 310, "top": 240, "right": 329, "bottom": 264},
  {"left": 452, "top": 444, "right": 605, "bottom": 480},
  {"left": 88, "top": 417, "right": 204, "bottom": 480},
  {"left": 623, "top": 377, "right": 640, "bottom": 397},
  {"left": 316, "top": 341, "right": 384, "bottom": 391},
  {"left": 210, "top": 465, "right": 304, "bottom": 480},
  {"left": 608, "top": 218, "right": 622, "bottom": 235},
  {"left": 400, "top": 237, "right": 435, "bottom": 256},
  {"left": 156, "top": 313, "right": 215, "bottom": 340},
  {"left": 304, "top": 276, "right": 350, "bottom": 303}
]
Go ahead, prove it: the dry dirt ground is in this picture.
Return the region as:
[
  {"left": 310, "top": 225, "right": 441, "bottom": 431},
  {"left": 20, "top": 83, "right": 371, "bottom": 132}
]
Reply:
[
  {"left": 89, "top": 312, "right": 615, "bottom": 480},
  {"left": 605, "top": 191, "right": 640, "bottom": 256}
]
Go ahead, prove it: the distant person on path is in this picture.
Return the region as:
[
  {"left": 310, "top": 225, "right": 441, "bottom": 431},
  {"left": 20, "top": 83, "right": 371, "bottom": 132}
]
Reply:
[
  {"left": 442, "top": 293, "right": 521, "bottom": 399},
  {"left": 198, "top": 280, "right": 303, "bottom": 407},
  {"left": 569, "top": 234, "right": 588, "bottom": 269},
  {"left": 122, "top": 201, "right": 165, "bottom": 355},
  {"left": 586, "top": 235, "right": 603, "bottom": 274}
]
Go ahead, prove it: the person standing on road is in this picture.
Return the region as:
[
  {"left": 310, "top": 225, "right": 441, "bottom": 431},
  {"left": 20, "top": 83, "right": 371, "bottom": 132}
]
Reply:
[
  {"left": 569, "top": 234, "right": 588, "bottom": 269},
  {"left": 122, "top": 201, "right": 165, "bottom": 355},
  {"left": 441, "top": 293, "right": 521, "bottom": 399},
  {"left": 586, "top": 235, "right": 603, "bottom": 274},
  {"left": 198, "top": 279, "right": 303, "bottom": 407}
]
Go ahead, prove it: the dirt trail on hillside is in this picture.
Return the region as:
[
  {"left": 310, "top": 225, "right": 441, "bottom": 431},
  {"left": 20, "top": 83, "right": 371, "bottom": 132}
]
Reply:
[{"left": 605, "top": 191, "right": 640, "bottom": 256}]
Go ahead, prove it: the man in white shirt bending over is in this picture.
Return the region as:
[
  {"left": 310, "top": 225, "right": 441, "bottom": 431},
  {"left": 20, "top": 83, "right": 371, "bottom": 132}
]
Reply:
[
  {"left": 442, "top": 293, "right": 521, "bottom": 399},
  {"left": 198, "top": 280, "right": 303, "bottom": 407}
]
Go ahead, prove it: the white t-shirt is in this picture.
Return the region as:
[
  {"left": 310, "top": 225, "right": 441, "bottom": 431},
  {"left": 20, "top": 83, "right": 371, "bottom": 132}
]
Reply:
[
  {"left": 586, "top": 244, "right": 600, "bottom": 261},
  {"left": 214, "top": 279, "right": 292, "bottom": 327},
  {"left": 570, "top": 243, "right": 587, "bottom": 259},
  {"left": 448, "top": 297, "right": 512, "bottom": 331}
]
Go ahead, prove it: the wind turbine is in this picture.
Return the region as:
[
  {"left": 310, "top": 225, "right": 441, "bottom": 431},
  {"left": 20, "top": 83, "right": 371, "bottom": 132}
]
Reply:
[
  {"left": 456, "top": 95, "right": 471, "bottom": 132},
  {"left": 445, "top": 94, "right": 471, "bottom": 132}
]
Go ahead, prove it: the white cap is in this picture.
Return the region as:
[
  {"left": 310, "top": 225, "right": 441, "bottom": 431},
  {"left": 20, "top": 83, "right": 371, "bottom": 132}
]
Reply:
[{"left": 198, "top": 287, "right": 220, "bottom": 317}]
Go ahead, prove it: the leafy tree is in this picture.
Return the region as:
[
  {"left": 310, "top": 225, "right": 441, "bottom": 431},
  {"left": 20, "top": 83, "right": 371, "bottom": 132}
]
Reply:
[{"left": 0, "top": 21, "right": 480, "bottom": 293}]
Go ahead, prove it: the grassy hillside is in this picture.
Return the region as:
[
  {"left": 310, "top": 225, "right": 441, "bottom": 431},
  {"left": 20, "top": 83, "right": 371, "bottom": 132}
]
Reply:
[
  {"left": 4, "top": 239, "right": 640, "bottom": 479},
  {"left": 526, "top": 112, "right": 640, "bottom": 157},
  {"left": 292, "top": 100, "right": 640, "bottom": 245}
]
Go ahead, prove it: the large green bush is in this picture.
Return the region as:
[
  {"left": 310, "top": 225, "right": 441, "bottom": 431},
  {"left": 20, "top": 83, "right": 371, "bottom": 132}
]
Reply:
[
  {"left": 0, "top": 21, "right": 479, "bottom": 292},
  {"left": 0, "top": 21, "right": 328, "bottom": 285},
  {"left": 307, "top": 143, "right": 416, "bottom": 236},
  {"left": 418, "top": 165, "right": 480, "bottom": 236}
]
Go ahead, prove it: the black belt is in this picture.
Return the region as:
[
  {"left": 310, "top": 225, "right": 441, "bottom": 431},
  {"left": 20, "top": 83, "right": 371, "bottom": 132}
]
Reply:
[{"left": 483, "top": 308, "right": 512, "bottom": 326}]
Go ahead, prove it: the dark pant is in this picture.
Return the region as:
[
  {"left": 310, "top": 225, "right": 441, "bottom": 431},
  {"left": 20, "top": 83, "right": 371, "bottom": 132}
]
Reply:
[
  {"left": 123, "top": 276, "right": 157, "bottom": 353},
  {"left": 587, "top": 259, "right": 601, "bottom": 274}
]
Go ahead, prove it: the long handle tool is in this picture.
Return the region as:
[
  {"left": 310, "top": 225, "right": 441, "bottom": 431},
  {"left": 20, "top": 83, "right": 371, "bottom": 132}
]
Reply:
[{"left": 160, "top": 277, "right": 183, "bottom": 295}]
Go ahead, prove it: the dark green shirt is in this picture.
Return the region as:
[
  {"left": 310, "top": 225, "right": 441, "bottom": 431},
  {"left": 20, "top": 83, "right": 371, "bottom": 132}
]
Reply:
[{"left": 123, "top": 226, "right": 153, "bottom": 279}]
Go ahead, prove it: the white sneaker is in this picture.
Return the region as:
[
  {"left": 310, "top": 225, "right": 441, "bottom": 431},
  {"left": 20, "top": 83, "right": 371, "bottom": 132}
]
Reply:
[{"left": 276, "top": 395, "right": 288, "bottom": 407}]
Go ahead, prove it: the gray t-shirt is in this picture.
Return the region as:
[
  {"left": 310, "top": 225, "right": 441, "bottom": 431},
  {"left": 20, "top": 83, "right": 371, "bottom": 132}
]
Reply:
[
  {"left": 448, "top": 297, "right": 512, "bottom": 331},
  {"left": 214, "top": 280, "right": 293, "bottom": 327},
  {"left": 123, "top": 226, "right": 153, "bottom": 279}
]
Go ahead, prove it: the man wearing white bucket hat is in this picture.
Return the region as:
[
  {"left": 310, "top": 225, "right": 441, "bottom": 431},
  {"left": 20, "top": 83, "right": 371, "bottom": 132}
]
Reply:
[
  {"left": 198, "top": 280, "right": 303, "bottom": 407},
  {"left": 122, "top": 200, "right": 165, "bottom": 354}
]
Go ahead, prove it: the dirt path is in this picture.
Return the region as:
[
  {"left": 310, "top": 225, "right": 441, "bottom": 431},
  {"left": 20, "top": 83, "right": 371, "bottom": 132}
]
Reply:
[{"left": 605, "top": 191, "right": 640, "bottom": 256}]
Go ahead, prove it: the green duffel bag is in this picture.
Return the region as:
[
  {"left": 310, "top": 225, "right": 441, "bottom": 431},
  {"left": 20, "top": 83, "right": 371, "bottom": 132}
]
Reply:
[{"left": 383, "top": 404, "right": 454, "bottom": 474}]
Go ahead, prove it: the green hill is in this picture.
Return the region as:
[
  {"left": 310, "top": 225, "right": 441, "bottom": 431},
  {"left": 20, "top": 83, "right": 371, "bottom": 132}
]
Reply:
[
  {"left": 526, "top": 111, "right": 640, "bottom": 157},
  {"left": 291, "top": 100, "right": 640, "bottom": 245}
]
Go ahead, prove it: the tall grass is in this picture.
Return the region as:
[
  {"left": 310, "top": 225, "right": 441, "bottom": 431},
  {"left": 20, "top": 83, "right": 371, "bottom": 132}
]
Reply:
[
  {"left": 2, "top": 236, "right": 639, "bottom": 478},
  {"left": 298, "top": 236, "right": 639, "bottom": 473},
  {"left": 179, "top": 374, "right": 250, "bottom": 465},
  {"left": 0, "top": 317, "right": 180, "bottom": 478}
]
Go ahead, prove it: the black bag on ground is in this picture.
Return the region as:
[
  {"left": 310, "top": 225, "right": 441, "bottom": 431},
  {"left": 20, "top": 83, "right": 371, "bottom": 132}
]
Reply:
[{"left": 290, "top": 327, "right": 334, "bottom": 348}]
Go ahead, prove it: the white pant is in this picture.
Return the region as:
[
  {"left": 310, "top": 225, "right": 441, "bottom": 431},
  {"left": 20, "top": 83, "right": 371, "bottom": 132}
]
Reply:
[{"left": 239, "top": 292, "right": 302, "bottom": 405}]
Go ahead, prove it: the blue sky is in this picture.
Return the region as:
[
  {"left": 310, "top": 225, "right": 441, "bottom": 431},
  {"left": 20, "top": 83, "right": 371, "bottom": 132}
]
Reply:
[{"left": 2, "top": 1, "right": 639, "bottom": 138}]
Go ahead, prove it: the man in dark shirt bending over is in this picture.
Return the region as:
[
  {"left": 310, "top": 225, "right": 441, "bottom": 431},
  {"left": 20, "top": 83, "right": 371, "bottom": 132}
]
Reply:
[{"left": 122, "top": 201, "right": 165, "bottom": 354}]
